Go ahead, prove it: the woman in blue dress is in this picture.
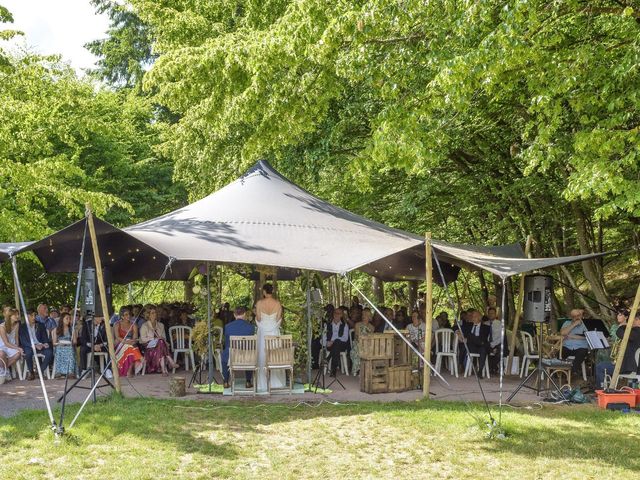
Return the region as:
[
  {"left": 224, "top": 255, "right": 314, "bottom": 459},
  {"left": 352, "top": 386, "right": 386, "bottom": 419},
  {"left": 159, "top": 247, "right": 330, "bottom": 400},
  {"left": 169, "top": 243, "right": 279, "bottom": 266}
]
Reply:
[{"left": 52, "top": 312, "right": 78, "bottom": 378}]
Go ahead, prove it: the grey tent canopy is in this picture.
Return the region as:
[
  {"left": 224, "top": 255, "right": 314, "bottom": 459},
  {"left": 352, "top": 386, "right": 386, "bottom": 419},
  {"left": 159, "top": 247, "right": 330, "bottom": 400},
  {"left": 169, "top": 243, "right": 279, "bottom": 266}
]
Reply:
[
  {"left": 123, "top": 160, "right": 459, "bottom": 281},
  {"left": 0, "top": 242, "right": 33, "bottom": 262},
  {"left": 11, "top": 160, "right": 614, "bottom": 283},
  {"left": 430, "top": 240, "right": 611, "bottom": 279}
]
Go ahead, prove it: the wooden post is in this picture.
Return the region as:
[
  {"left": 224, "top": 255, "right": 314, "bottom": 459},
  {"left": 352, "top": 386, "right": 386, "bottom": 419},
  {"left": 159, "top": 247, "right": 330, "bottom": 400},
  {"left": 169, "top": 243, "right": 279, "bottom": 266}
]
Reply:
[
  {"left": 610, "top": 280, "right": 640, "bottom": 387},
  {"left": 506, "top": 235, "right": 532, "bottom": 374},
  {"left": 86, "top": 206, "right": 121, "bottom": 393},
  {"left": 423, "top": 232, "right": 434, "bottom": 397}
]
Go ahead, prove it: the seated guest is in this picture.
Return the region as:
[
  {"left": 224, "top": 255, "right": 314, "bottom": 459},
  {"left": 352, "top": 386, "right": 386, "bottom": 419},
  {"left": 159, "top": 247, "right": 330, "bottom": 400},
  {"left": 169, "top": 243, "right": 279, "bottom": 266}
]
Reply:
[
  {"left": 596, "top": 310, "right": 640, "bottom": 388},
  {"left": 347, "top": 306, "right": 361, "bottom": 329},
  {"left": 393, "top": 310, "right": 408, "bottom": 330},
  {"left": 113, "top": 308, "right": 144, "bottom": 377},
  {"left": 326, "top": 307, "right": 350, "bottom": 377},
  {"left": 36, "top": 303, "right": 57, "bottom": 335},
  {"left": 486, "top": 307, "right": 507, "bottom": 373},
  {"left": 79, "top": 315, "right": 109, "bottom": 374},
  {"left": 453, "top": 310, "right": 472, "bottom": 368},
  {"left": 407, "top": 310, "right": 426, "bottom": 356},
  {"left": 372, "top": 309, "right": 385, "bottom": 333},
  {"left": 465, "top": 310, "right": 491, "bottom": 378},
  {"left": 350, "top": 308, "right": 374, "bottom": 375},
  {"left": 560, "top": 309, "right": 589, "bottom": 377},
  {"left": 217, "top": 302, "right": 234, "bottom": 326},
  {"left": 140, "top": 305, "right": 177, "bottom": 375},
  {"left": 51, "top": 312, "right": 78, "bottom": 378},
  {"left": 0, "top": 310, "right": 23, "bottom": 381},
  {"left": 131, "top": 304, "right": 145, "bottom": 328},
  {"left": 436, "top": 311, "right": 450, "bottom": 328},
  {"left": 221, "top": 306, "right": 255, "bottom": 389},
  {"left": 19, "top": 309, "right": 53, "bottom": 380}
]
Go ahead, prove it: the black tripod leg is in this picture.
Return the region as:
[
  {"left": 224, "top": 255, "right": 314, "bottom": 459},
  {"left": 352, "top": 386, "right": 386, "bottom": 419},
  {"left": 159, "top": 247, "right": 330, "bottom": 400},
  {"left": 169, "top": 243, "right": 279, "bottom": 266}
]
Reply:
[
  {"left": 57, "top": 368, "right": 92, "bottom": 402},
  {"left": 507, "top": 367, "right": 541, "bottom": 402}
]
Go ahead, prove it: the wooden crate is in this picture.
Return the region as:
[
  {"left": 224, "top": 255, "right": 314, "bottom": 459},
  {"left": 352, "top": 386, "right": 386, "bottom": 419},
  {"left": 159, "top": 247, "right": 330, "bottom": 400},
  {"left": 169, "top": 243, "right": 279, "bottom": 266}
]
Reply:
[
  {"left": 388, "top": 366, "right": 413, "bottom": 393},
  {"left": 360, "top": 333, "right": 394, "bottom": 360},
  {"left": 360, "top": 359, "right": 389, "bottom": 394},
  {"left": 392, "top": 331, "right": 411, "bottom": 366}
]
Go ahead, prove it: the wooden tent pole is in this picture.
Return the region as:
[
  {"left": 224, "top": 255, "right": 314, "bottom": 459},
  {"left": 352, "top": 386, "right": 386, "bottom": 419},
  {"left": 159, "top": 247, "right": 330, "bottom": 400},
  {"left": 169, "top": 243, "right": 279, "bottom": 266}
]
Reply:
[
  {"left": 611, "top": 280, "right": 640, "bottom": 387},
  {"left": 86, "top": 206, "right": 121, "bottom": 394},
  {"left": 423, "top": 232, "right": 434, "bottom": 397},
  {"left": 506, "top": 235, "right": 532, "bottom": 375}
]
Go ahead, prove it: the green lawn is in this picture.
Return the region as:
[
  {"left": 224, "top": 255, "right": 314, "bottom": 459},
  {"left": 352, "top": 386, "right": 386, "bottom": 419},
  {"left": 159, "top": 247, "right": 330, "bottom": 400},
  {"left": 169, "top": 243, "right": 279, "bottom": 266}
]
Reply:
[{"left": 1, "top": 396, "right": 638, "bottom": 479}]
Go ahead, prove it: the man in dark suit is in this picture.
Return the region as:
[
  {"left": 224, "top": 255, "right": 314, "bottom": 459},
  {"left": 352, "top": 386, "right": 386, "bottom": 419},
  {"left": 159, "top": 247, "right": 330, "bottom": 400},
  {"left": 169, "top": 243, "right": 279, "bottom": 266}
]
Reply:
[
  {"left": 19, "top": 309, "right": 53, "bottom": 380},
  {"left": 465, "top": 309, "right": 491, "bottom": 378},
  {"left": 222, "top": 306, "right": 255, "bottom": 389},
  {"left": 79, "top": 316, "right": 109, "bottom": 373}
]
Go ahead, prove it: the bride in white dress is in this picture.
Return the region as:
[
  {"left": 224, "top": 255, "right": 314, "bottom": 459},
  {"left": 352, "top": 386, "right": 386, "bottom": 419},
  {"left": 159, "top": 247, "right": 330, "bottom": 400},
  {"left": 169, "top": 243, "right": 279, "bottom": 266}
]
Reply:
[{"left": 255, "top": 284, "right": 286, "bottom": 392}]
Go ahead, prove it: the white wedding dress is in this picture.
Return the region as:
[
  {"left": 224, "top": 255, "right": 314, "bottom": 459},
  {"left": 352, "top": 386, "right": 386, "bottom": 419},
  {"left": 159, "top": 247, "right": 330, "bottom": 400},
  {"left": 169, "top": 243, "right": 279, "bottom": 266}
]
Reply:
[{"left": 256, "top": 312, "right": 286, "bottom": 392}]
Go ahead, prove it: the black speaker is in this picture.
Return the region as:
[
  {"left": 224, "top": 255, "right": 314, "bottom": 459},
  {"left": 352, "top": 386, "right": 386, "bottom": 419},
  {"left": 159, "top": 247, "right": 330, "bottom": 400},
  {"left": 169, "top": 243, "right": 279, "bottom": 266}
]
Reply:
[
  {"left": 82, "top": 267, "right": 113, "bottom": 317},
  {"left": 523, "top": 274, "right": 553, "bottom": 323}
]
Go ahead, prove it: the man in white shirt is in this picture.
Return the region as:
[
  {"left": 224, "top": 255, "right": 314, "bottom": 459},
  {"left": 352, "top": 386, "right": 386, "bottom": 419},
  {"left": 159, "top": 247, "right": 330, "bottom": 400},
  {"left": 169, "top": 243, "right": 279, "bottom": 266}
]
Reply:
[
  {"left": 326, "top": 307, "right": 350, "bottom": 377},
  {"left": 486, "top": 307, "right": 506, "bottom": 373}
]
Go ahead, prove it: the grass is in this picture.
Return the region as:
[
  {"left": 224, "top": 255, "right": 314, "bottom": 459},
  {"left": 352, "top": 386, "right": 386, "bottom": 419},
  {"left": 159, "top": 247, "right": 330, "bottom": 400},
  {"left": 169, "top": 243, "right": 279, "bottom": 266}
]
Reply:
[{"left": 1, "top": 396, "right": 639, "bottom": 479}]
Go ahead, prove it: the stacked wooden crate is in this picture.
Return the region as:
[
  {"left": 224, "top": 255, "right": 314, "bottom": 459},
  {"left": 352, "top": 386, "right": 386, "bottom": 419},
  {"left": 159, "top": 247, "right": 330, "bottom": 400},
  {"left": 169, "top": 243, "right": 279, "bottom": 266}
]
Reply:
[
  {"left": 359, "top": 333, "right": 393, "bottom": 393},
  {"left": 359, "top": 331, "right": 415, "bottom": 394}
]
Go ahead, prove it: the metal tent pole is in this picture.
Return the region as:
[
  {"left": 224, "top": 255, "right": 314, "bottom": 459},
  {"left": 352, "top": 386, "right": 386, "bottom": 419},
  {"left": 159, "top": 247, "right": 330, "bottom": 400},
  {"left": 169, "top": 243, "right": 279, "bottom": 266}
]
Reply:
[
  {"left": 306, "top": 271, "right": 312, "bottom": 385},
  {"left": 206, "top": 262, "right": 214, "bottom": 390}
]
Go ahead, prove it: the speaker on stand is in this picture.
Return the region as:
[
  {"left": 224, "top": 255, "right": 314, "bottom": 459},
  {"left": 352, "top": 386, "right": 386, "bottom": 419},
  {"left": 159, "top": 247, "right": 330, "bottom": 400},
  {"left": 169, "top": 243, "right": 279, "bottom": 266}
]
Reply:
[{"left": 508, "top": 274, "right": 568, "bottom": 402}]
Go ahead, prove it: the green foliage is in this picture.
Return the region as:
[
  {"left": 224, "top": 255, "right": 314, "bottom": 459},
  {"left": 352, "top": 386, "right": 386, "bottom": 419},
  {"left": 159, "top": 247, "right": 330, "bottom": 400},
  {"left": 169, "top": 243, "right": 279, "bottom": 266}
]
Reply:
[{"left": 86, "top": 0, "right": 156, "bottom": 89}]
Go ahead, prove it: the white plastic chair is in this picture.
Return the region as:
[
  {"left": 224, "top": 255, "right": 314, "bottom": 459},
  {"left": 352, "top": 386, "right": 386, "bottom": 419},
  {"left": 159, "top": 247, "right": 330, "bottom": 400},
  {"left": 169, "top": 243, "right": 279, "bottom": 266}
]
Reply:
[
  {"left": 86, "top": 352, "right": 108, "bottom": 373},
  {"left": 169, "top": 326, "right": 195, "bottom": 373},
  {"left": 464, "top": 352, "right": 490, "bottom": 378},
  {"left": 520, "top": 331, "right": 538, "bottom": 377},
  {"left": 617, "top": 348, "right": 640, "bottom": 386},
  {"left": 36, "top": 353, "right": 53, "bottom": 380},
  {"left": 559, "top": 339, "right": 588, "bottom": 382},
  {"left": 434, "top": 328, "right": 458, "bottom": 377}
]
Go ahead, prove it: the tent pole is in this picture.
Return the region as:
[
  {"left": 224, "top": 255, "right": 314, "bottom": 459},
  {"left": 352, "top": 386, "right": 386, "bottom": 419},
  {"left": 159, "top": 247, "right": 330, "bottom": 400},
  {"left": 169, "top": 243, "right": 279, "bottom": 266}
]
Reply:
[
  {"left": 506, "top": 235, "right": 532, "bottom": 375},
  {"left": 423, "top": 232, "right": 434, "bottom": 397},
  {"left": 306, "top": 271, "right": 312, "bottom": 385},
  {"left": 610, "top": 280, "right": 640, "bottom": 387},
  {"left": 86, "top": 206, "right": 121, "bottom": 394},
  {"left": 13, "top": 267, "right": 21, "bottom": 317},
  {"left": 206, "top": 262, "right": 214, "bottom": 389}
]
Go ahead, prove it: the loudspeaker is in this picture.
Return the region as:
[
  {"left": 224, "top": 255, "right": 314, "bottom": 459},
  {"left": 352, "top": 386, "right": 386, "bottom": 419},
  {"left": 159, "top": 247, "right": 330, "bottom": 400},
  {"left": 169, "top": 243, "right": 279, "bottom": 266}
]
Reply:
[
  {"left": 82, "top": 267, "right": 113, "bottom": 317},
  {"left": 523, "top": 275, "right": 553, "bottom": 323}
]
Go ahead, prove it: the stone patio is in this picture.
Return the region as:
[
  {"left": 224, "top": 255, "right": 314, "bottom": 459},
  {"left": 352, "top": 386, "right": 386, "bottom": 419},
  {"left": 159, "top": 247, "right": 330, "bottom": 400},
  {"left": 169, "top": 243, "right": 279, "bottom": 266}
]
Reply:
[{"left": 0, "top": 368, "right": 546, "bottom": 418}]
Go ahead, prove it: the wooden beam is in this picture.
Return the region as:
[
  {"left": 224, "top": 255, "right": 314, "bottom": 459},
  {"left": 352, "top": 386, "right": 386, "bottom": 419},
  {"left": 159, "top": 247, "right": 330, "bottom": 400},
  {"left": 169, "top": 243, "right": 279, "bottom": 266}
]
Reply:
[
  {"left": 506, "top": 235, "right": 532, "bottom": 375},
  {"left": 423, "top": 232, "right": 434, "bottom": 397},
  {"left": 86, "top": 206, "right": 121, "bottom": 393},
  {"left": 611, "top": 280, "right": 640, "bottom": 387}
]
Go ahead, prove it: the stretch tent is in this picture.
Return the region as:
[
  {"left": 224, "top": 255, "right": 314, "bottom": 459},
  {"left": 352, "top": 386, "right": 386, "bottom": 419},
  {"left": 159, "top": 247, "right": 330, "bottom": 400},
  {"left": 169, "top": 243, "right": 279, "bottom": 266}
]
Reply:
[{"left": 123, "top": 160, "right": 460, "bottom": 281}]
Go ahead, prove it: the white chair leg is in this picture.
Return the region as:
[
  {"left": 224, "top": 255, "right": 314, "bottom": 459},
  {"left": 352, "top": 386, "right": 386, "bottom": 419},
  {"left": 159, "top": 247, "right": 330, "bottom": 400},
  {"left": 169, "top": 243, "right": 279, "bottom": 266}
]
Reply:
[
  {"left": 172, "top": 351, "right": 178, "bottom": 374},
  {"left": 190, "top": 351, "right": 195, "bottom": 372},
  {"left": 581, "top": 362, "right": 587, "bottom": 382},
  {"left": 453, "top": 357, "right": 459, "bottom": 378}
]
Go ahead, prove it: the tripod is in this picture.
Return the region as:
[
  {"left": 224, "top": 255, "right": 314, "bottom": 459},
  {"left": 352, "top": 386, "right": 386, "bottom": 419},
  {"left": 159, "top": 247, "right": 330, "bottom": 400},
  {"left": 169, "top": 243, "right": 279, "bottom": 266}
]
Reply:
[
  {"left": 507, "top": 323, "right": 568, "bottom": 402},
  {"left": 58, "top": 316, "right": 114, "bottom": 404},
  {"left": 311, "top": 323, "right": 345, "bottom": 392}
]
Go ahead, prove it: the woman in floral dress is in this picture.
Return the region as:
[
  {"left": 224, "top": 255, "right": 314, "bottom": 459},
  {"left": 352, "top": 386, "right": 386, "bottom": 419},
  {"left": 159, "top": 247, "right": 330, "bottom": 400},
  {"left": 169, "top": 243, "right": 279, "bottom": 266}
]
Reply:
[{"left": 351, "top": 308, "right": 374, "bottom": 376}]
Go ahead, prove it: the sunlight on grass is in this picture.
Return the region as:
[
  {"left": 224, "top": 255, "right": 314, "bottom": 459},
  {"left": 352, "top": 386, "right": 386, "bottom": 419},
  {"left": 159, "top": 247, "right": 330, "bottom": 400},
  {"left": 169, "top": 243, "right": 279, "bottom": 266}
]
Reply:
[{"left": 1, "top": 397, "right": 639, "bottom": 479}]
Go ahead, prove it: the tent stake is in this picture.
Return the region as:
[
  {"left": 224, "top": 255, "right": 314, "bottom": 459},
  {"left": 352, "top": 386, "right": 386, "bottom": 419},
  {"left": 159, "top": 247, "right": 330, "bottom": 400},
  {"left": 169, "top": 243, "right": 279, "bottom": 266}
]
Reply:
[
  {"left": 506, "top": 235, "right": 532, "bottom": 374},
  {"left": 423, "top": 232, "right": 434, "bottom": 397},
  {"left": 86, "top": 206, "right": 121, "bottom": 394},
  {"left": 610, "top": 280, "right": 640, "bottom": 387}
]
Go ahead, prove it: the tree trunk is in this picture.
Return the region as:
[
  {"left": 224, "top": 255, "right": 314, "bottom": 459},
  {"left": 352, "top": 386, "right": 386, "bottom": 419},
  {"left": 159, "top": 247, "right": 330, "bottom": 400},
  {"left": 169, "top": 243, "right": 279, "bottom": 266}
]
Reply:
[
  {"left": 184, "top": 279, "right": 194, "bottom": 303},
  {"left": 572, "top": 202, "right": 612, "bottom": 319},
  {"left": 372, "top": 276, "right": 385, "bottom": 305},
  {"left": 477, "top": 271, "right": 489, "bottom": 307},
  {"left": 408, "top": 280, "right": 418, "bottom": 310}
]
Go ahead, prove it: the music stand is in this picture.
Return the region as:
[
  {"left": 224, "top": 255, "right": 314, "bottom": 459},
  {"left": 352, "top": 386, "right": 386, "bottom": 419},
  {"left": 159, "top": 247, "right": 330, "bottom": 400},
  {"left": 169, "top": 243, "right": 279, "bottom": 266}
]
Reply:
[{"left": 507, "top": 323, "right": 568, "bottom": 402}]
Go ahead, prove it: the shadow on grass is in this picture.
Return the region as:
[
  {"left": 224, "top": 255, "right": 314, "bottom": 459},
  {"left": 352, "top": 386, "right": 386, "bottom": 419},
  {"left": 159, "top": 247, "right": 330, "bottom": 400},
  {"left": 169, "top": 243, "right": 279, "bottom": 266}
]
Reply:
[{"left": 2, "top": 395, "right": 639, "bottom": 472}]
